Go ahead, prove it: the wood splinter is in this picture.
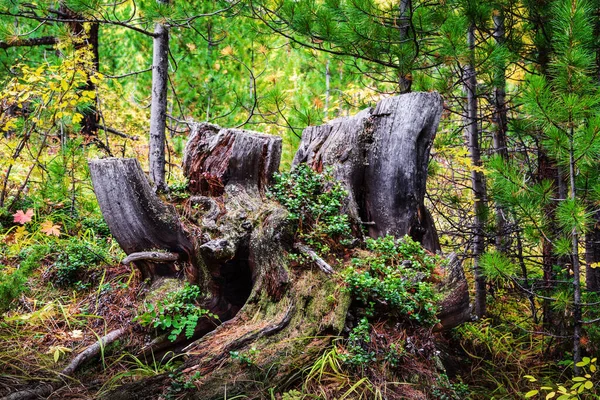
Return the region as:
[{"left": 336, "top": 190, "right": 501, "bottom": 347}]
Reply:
[
  {"left": 121, "top": 251, "right": 179, "bottom": 265},
  {"left": 293, "top": 243, "right": 334, "bottom": 275}
]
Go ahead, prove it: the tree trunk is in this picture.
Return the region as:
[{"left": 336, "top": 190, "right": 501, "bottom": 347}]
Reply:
[
  {"left": 465, "top": 24, "right": 487, "bottom": 318},
  {"left": 90, "top": 93, "right": 470, "bottom": 399},
  {"left": 293, "top": 92, "right": 442, "bottom": 252},
  {"left": 492, "top": 10, "right": 510, "bottom": 254},
  {"left": 149, "top": 22, "right": 169, "bottom": 192}
]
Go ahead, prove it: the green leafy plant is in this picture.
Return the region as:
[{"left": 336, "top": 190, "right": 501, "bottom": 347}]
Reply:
[
  {"left": 230, "top": 347, "right": 260, "bottom": 367},
  {"left": 0, "top": 244, "right": 50, "bottom": 310},
  {"left": 524, "top": 357, "right": 598, "bottom": 399},
  {"left": 137, "top": 283, "right": 217, "bottom": 342},
  {"left": 268, "top": 163, "right": 352, "bottom": 252},
  {"left": 54, "top": 237, "right": 109, "bottom": 286},
  {"left": 339, "top": 317, "right": 376, "bottom": 367},
  {"left": 343, "top": 235, "right": 440, "bottom": 326}
]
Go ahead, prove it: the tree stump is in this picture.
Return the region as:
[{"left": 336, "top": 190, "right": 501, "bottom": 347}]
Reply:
[
  {"left": 293, "top": 92, "right": 443, "bottom": 251},
  {"left": 88, "top": 93, "right": 470, "bottom": 399}
]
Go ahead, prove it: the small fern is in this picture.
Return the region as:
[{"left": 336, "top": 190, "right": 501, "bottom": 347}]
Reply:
[{"left": 137, "top": 283, "right": 218, "bottom": 342}]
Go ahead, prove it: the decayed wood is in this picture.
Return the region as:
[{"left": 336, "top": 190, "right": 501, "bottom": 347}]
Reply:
[
  {"left": 293, "top": 92, "right": 443, "bottom": 252},
  {"left": 183, "top": 122, "right": 282, "bottom": 196},
  {"left": 90, "top": 93, "right": 471, "bottom": 400},
  {"left": 89, "top": 158, "right": 194, "bottom": 280},
  {"left": 435, "top": 253, "right": 472, "bottom": 331},
  {"left": 293, "top": 243, "right": 334, "bottom": 274},
  {"left": 122, "top": 251, "right": 179, "bottom": 265}
]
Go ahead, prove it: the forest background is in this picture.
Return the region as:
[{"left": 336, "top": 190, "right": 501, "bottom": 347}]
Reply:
[{"left": 1, "top": 0, "right": 600, "bottom": 398}]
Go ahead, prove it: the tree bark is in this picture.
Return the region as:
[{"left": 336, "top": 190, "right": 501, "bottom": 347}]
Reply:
[
  {"left": 465, "top": 24, "right": 487, "bottom": 319},
  {"left": 149, "top": 22, "right": 169, "bottom": 192},
  {"left": 293, "top": 92, "right": 442, "bottom": 252},
  {"left": 492, "top": 10, "right": 510, "bottom": 254},
  {"left": 89, "top": 158, "right": 195, "bottom": 281}
]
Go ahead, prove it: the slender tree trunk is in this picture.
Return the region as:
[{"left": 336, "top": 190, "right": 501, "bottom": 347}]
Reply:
[
  {"left": 465, "top": 23, "right": 486, "bottom": 318},
  {"left": 398, "top": 0, "right": 412, "bottom": 93},
  {"left": 59, "top": 4, "right": 100, "bottom": 137},
  {"left": 492, "top": 10, "right": 510, "bottom": 253},
  {"left": 324, "top": 59, "right": 330, "bottom": 119},
  {"left": 586, "top": 8, "right": 600, "bottom": 291},
  {"left": 149, "top": 22, "right": 169, "bottom": 192},
  {"left": 568, "top": 135, "right": 582, "bottom": 374}
]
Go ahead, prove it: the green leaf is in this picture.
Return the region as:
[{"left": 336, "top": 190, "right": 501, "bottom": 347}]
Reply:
[
  {"left": 525, "top": 390, "right": 539, "bottom": 398},
  {"left": 546, "top": 392, "right": 556, "bottom": 399}
]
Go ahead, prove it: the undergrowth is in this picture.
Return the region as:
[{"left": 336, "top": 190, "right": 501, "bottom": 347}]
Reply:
[{"left": 137, "top": 283, "right": 218, "bottom": 342}]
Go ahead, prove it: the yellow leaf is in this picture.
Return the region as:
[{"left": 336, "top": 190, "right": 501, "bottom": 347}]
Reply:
[
  {"left": 525, "top": 390, "right": 539, "bottom": 398},
  {"left": 61, "top": 80, "right": 68, "bottom": 91},
  {"left": 72, "top": 113, "right": 83, "bottom": 124},
  {"left": 14, "top": 226, "right": 28, "bottom": 241},
  {"left": 221, "top": 45, "right": 234, "bottom": 56},
  {"left": 584, "top": 380, "right": 593, "bottom": 390},
  {"left": 40, "top": 220, "right": 61, "bottom": 237},
  {"left": 546, "top": 392, "right": 556, "bottom": 399}
]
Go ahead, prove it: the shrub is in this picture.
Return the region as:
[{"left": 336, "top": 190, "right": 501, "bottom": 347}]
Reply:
[
  {"left": 268, "top": 163, "right": 352, "bottom": 252},
  {"left": 137, "top": 283, "right": 217, "bottom": 342},
  {"left": 54, "top": 238, "right": 108, "bottom": 286},
  {"left": 0, "top": 244, "right": 50, "bottom": 310},
  {"left": 343, "top": 235, "right": 440, "bottom": 326}
]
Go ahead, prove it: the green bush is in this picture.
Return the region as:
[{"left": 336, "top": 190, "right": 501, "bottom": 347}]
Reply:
[
  {"left": 0, "top": 244, "right": 50, "bottom": 311},
  {"left": 54, "top": 238, "right": 108, "bottom": 286},
  {"left": 268, "top": 163, "right": 352, "bottom": 252},
  {"left": 343, "top": 235, "right": 440, "bottom": 326}
]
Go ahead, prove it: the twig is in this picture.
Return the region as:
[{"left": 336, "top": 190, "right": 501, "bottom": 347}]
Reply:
[
  {"left": 96, "top": 124, "right": 139, "bottom": 140},
  {"left": 293, "top": 243, "right": 334, "bottom": 274}
]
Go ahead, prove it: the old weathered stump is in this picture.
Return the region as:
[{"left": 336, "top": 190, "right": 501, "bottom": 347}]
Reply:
[
  {"left": 293, "top": 92, "right": 442, "bottom": 251},
  {"left": 183, "top": 122, "right": 281, "bottom": 196},
  {"left": 88, "top": 93, "right": 470, "bottom": 399},
  {"left": 89, "top": 158, "right": 194, "bottom": 280}
]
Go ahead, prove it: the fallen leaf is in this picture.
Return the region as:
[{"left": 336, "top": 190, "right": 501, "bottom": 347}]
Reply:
[
  {"left": 40, "top": 220, "right": 61, "bottom": 237},
  {"left": 69, "top": 329, "right": 83, "bottom": 339},
  {"left": 13, "top": 209, "right": 34, "bottom": 224}
]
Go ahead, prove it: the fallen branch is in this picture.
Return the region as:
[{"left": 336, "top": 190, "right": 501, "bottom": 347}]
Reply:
[
  {"left": 122, "top": 251, "right": 179, "bottom": 265},
  {"left": 1, "top": 328, "right": 128, "bottom": 400},
  {"left": 96, "top": 124, "right": 139, "bottom": 140},
  {"left": 293, "top": 243, "right": 334, "bottom": 274}
]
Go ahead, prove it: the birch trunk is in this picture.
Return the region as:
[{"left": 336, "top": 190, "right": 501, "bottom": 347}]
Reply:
[{"left": 149, "top": 22, "right": 169, "bottom": 192}]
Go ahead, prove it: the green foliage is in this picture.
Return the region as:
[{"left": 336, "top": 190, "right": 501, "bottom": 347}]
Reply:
[
  {"left": 54, "top": 237, "right": 108, "bottom": 286},
  {"left": 343, "top": 235, "right": 440, "bottom": 326},
  {"left": 339, "top": 317, "right": 376, "bottom": 367},
  {"left": 523, "top": 357, "right": 598, "bottom": 399},
  {"left": 269, "top": 163, "right": 352, "bottom": 251},
  {"left": 0, "top": 244, "right": 49, "bottom": 311},
  {"left": 480, "top": 251, "right": 518, "bottom": 283},
  {"left": 230, "top": 347, "right": 260, "bottom": 367},
  {"left": 137, "top": 283, "right": 217, "bottom": 342}
]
